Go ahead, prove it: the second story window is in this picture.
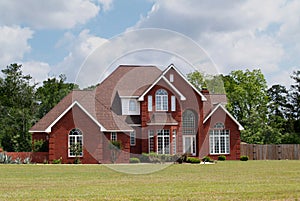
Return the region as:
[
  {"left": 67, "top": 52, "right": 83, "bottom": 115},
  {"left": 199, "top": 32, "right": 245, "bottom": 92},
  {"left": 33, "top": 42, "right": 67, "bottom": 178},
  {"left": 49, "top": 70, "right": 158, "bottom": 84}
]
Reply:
[
  {"left": 129, "top": 100, "right": 136, "bottom": 111},
  {"left": 156, "top": 89, "right": 168, "bottom": 111}
]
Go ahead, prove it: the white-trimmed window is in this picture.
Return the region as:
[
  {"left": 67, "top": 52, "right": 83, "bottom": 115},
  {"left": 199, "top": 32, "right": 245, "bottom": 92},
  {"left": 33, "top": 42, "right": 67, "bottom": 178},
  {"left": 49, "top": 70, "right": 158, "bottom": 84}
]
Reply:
[
  {"left": 130, "top": 131, "right": 136, "bottom": 146},
  {"left": 129, "top": 100, "right": 136, "bottom": 111},
  {"left": 68, "top": 128, "right": 83, "bottom": 157},
  {"left": 111, "top": 132, "right": 117, "bottom": 141},
  {"left": 148, "top": 95, "right": 152, "bottom": 111},
  {"left": 209, "top": 123, "right": 230, "bottom": 154},
  {"left": 183, "top": 135, "right": 196, "bottom": 155},
  {"left": 171, "top": 95, "right": 176, "bottom": 111},
  {"left": 157, "top": 129, "right": 170, "bottom": 154},
  {"left": 183, "top": 110, "right": 196, "bottom": 135},
  {"left": 148, "top": 130, "right": 154, "bottom": 152},
  {"left": 156, "top": 89, "right": 168, "bottom": 111}
]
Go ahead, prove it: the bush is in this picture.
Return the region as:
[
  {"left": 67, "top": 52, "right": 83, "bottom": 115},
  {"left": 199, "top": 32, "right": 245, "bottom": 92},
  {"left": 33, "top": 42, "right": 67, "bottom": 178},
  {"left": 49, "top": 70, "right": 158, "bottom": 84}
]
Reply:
[
  {"left": 129, "top": 157, "right": 140, "bottom": 163},
  {"left": 52, "top": 157, "right": 62, "bottom": 164},
  {"left": 202, "top": 156, "right": 213, "bottom": 163},
  {"left": 33, "top": 139, "right": 49, "bottom": 152},
  {"left": 240, "top": 155, "right": 249, "bottom": 161},
  {"left": 218, "top": 155, "right": 226, "bottom": 161},
  {"left": 186, "top": 157, "right": 201, "bottom": 164}
]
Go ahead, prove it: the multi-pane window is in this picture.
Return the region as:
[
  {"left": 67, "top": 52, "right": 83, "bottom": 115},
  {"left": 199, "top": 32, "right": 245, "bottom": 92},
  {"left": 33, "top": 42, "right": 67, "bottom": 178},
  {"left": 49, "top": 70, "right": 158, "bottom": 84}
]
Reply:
[
  {"left": 68, "top": 128, "right": 83, "bottom": 157},
  {"left": 148, "top": 95, "right": 152, "bottom": 111},
  {"left": 129, "top": 100, "right": 136, "bottom": 111},
  {"left": 148, "top": 130, "right": 154, "bottom": 152},
  {"left": 156, "top": 89, "right": 168, "bottom": 111},
  {"left": 111, "top": 132, "right": 117, "bottom": 141},
  {"left": 183, "top": 136, "right": 196, "bottom": 155},
  {"left": 157, "top": 130, "right": 170, "bottom": 154},
  {"left": 130, "top": 131, "right": 136, "bottom": 146},
  {"left": 209, "top": 123, "right": 230, "bottom": 154},
  {"left": 183, "top": 110, "right": 196, "bottom": 135},
  {"left": 172, "top": 129, "right": 176, "bottom": 154}
]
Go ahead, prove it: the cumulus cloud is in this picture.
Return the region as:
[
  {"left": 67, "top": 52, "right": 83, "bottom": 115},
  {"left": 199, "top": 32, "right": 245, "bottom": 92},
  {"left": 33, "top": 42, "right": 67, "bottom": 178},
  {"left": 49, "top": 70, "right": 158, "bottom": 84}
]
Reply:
[
  {"left": 0, "top": 26, "right": 33, "bottom": 67},
  {"left": 0, "top": 0, "right": 100, "bottom": 29},
  {"left": 131, "top": 0, "right": 300, "bottom": 86},
  {"left": 53, "top": 29, "right": 107, "bottom": 84},
  {"left": 22, "top": 61, "right": 52, "bottom": 85}
]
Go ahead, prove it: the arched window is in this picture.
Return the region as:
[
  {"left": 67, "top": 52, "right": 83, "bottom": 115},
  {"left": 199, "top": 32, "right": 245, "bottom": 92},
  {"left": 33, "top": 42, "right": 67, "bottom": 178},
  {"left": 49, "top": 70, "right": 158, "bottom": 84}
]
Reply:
[
  {"left": 183, "top": 110, "right": 196, "bottom": 135},
  {"left": 209, "top": 123, "right": 230, "bottom": 154},
  {"left": 156, "top": 89, "right": 168, "bottom": 111},
  {"left": 183, "top": 110, "right": 196, "bottom": 155},
  {"left": 68, "top": 128, "right": 83, "bottom": 157}
]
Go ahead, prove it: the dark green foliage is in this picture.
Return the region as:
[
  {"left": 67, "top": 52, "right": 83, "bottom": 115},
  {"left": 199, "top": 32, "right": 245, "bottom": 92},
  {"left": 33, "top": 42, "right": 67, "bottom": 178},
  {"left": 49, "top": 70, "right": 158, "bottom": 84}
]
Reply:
[
  {"left": 218, "top": 155, "right": 226, "bottom": 161},
  {"left": 52, "top": 157, "right": 62, "bottom": 164},
  {"left": 202, "top": 156, "right": 213, "bottom": 163},
  {"left": 129, "top": 157, "right": 140, "bottom": 163},
  {"left": 240, "top": 155, "right": 249, "bottom": 161},
  {"left": 35, "top": 74, "right": 78, "bottom": 119},
  {"left": 0, "top": 64, "right": 36, "bottom": 152},
  {"left": 186, "top": 157, "right": 201, "bottom": 164},
  {"left": 33, "top": 139, "right": 49, "bottom": 152}
]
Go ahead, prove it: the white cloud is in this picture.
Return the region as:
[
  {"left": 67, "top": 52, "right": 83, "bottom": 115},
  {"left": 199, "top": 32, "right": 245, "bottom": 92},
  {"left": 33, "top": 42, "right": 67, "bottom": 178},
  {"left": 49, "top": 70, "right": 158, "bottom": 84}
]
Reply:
[
  {"left": 22, "top": 61, "right": 52, "bottom": 85},
  {"left": 0, "top": 26, "right": 33, "bottom": 67},
  {"left": 97, "top": 0, "right": 113, "bottom": 11},
  {"left": 53, "top": 29, "right": 107, "bottom": 83},
  {"left": 0, "top": 0, "right": 100, "bottom": 29},
  {"left": 131, "top": 0, "right": 300, "bottom": 87}
]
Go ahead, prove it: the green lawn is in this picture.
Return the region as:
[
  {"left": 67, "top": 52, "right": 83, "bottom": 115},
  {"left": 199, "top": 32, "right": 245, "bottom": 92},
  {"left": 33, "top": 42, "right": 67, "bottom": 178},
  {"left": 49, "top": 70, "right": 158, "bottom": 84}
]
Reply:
[{"left": 0, "top": 161, "right": 300, "bottom": 200}]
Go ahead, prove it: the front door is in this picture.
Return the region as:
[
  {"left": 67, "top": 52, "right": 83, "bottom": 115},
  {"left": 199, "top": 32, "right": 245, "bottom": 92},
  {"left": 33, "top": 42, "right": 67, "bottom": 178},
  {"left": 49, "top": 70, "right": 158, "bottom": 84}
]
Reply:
[{"left": 183, "top": 136, "right": 196, "bottom": 155}]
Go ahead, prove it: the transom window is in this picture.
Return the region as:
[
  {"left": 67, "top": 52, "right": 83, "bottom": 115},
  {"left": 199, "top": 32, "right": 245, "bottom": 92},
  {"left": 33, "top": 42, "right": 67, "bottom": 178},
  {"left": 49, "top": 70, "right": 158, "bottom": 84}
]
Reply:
[
  {"left": 155, "top": 89, "right": 168, "bottom": 111},
  {"left": 209, "top": 123, "right": 230, "bottom": 154},
  {"left": 68, "top": 128, "right": 83, "bottom": 157}
]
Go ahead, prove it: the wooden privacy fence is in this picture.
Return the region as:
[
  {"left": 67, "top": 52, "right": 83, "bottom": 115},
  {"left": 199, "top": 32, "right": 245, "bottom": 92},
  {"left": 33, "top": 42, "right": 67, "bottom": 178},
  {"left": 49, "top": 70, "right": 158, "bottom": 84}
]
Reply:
[{"left": 240, "top": 144, "right": 300, "bottom": 160}]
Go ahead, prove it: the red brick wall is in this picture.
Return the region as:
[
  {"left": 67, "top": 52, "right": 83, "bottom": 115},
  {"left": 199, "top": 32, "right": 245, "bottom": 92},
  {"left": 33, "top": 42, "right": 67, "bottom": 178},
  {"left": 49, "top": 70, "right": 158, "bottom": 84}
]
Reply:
[
  {"left": 49, "top": 105, "right": 103, "bottom": 164},
  {"left": 203, "top": 107, "right": 241, "bottom": 160},
  {"left": 102, "top": 132, "right": 130, "bottom": 163}
]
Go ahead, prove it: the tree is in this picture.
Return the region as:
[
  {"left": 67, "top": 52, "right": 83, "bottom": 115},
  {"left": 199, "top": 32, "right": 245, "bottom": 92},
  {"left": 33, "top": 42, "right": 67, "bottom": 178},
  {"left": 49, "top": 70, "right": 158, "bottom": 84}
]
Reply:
[
  {"left": 0, "top": 64, "right": 37, "bottom": 151},
  {"left": 187, "top": 71, "right": 205, "bottom": 91},
  {"left": 35, "top": 74, "right": 78, "bottom": 119},
  {"left": 187, "top": 71, "right": 225, "bottom": 94},
  {"left": 223, "top": 69, "right": 269, "bottom": 143}
]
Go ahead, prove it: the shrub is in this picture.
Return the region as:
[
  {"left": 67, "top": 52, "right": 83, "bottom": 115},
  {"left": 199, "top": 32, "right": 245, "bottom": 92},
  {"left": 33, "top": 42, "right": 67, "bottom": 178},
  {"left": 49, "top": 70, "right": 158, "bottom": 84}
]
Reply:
[
  {"left": 186, "top": 157, "right": 201, "bottom": 164},
  {"left": 218, "top": 155, "right": 226, "bottom": 161},
  {"left": 129, "top": 157, "right": 140, "bottom": 163},
  {"left": 0, "top": 152, "right": 12, "bottom": 164},
  {"left": 33, "top": 139, "right": 49, "bottom": 152},
  {"left": 240, "top": 155, "right": 249, "bottom": 161},
  {"left": 52, "top": 157, "right": 62, "bottom": 164},
  {"left": 202, "top": 156, "right": 213, "bottom": 163}
]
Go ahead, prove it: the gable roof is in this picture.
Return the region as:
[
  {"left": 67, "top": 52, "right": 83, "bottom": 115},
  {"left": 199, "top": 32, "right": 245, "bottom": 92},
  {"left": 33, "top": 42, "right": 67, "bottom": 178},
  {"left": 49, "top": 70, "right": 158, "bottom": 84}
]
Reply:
[
  {"left": 138, "top": 74, "right": 186, "bottom": 101},
  {"left": 30, "top": 90, "right": 134, "bottom": 133},
  {"left": 203, "top": 103, "right": 244, "bottom": 130},
  {"left": 163, "top": 64, "right": 207, "bottom": 101}
]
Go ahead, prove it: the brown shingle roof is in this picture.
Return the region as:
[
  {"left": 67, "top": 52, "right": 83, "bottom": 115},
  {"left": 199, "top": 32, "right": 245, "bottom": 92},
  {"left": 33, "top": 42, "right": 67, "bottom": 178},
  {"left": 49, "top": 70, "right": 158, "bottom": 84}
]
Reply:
[
  {"left": 147, "top": 113, "right": 178, "bottom": 125},
  {"left": 30, "top": 65, "right": 162, "bottom": 132}
]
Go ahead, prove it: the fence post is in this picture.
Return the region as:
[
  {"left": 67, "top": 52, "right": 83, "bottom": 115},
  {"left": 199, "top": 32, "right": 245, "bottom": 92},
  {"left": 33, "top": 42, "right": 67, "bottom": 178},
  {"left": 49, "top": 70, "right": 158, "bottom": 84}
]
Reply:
[
  {"left": 253, "top": 144, "right": 256, "bottom": 160},
  {"left": 277, "top": 145, "right": 281, "bottom": 160}
]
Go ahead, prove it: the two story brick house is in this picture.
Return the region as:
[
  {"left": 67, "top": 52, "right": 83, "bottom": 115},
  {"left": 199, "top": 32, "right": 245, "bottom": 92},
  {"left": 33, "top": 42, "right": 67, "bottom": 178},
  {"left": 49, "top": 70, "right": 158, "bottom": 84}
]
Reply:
[{"left": 29, "top": 64, "right": 243, "bottom": 164}]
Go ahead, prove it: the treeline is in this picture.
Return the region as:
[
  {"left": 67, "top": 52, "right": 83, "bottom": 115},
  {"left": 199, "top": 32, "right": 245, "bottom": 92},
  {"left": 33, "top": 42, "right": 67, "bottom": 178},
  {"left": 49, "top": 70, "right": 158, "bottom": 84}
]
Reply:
[
  {"left": 0, "top": 63, "right": 299, "bottom": 152},
  {"left": 188, "top": 69, "right": 300, "bottom": 144},
  {"left": 0, "top": 64, "right": 77, "bottom": 151}
]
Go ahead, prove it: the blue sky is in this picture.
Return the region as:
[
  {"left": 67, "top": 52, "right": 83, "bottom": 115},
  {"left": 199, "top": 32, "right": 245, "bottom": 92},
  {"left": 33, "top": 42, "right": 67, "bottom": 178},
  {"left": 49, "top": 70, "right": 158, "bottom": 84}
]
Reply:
[{"left": 0, "top": 0, "right": 299, "bottom": 88}]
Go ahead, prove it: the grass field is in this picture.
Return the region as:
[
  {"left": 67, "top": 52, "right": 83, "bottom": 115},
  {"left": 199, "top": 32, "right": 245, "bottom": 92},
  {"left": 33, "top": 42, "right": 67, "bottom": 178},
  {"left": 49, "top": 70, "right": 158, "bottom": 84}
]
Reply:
[{"left": 0, "top": 161, "right": 300, "bottom": 200}]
